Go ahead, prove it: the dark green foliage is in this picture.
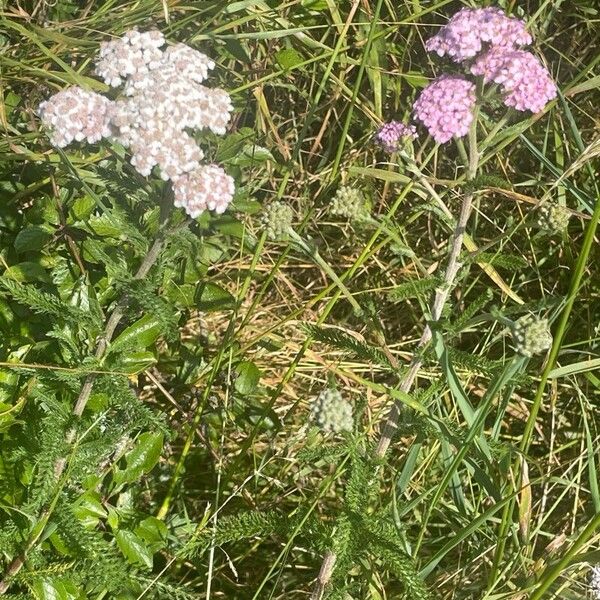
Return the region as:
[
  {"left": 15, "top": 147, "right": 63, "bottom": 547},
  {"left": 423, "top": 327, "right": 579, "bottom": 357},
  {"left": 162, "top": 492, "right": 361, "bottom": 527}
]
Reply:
[
  {"left": 388, "top": 276, "right": 440, "bottom": 303},
  {"left": 304, "top": 323, "right": 393, "bottom": 368}
]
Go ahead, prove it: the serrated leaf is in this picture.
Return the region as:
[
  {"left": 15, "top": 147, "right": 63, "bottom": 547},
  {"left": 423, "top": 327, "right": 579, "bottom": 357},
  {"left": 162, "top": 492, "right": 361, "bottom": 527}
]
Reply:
[
  {"left": 135, "top": 516, "right": 168, "bottom": 546},
  {"left": 119, "top": 350, "right": 157, "bottom": 374},
  {"left": 3, "top": 262, "right": 52, "bottom": 283},
  {"left": 111, "top": 314, "right": 162, "bottom": 352},
  {"left": 73, "top": 491, "right": 107, "bottom": 528}
]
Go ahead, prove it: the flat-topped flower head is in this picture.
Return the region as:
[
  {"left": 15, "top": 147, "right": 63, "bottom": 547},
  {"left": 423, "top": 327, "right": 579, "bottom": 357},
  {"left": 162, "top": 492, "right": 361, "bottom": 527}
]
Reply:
[
  {"left": 375, "top": 121, "right": 417, "bottom": 153},
  {"left": 96, "top": 29, "right": 165, "bottom": 88},
  {"left": 471, "top": 48, "right": 557, "bottom": 113},
  {"left": 310, "top": 389, "right": 353, "bottom": 434},
  {"left": 39, "top": 29, "right": 236, "bottom": 214},
  {"left": 512, "top": 314, "right": 552, "bottom": 357},
  {"left": 38, "top": 87, "right": 113, "bottom": 147},
  {"left": 172, "top": 165, "right": 235, "bottom": 218},
  {"left": 425, "top": 7, "right": 532, "bottom": 63},
  {"left": 412, "top": 75, "right": 476, "bottom": 143}
]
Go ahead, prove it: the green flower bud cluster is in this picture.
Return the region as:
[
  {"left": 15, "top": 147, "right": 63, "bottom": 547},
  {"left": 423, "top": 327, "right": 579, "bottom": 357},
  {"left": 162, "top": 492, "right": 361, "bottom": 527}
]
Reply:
[
  {"left": 310, "top": 388, "right": 353, "bottom": 434},
  {"left": 536, "top": 203, "right": 570, "bottom": 233},
  {"left": 330, "top": 186, "right": 370, "bottom": 222},
  {"left": 512, "top": 314, "right": 552, "bottom": 357},
  {"left": 262, "top": 201, "right": 293, "bottom": 240}
]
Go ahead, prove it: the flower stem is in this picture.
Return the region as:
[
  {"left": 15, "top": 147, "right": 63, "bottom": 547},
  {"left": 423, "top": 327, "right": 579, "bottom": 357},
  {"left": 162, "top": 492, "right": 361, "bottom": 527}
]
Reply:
[{"left": 311, "top": 109, "right": 481, "bottom": 596}]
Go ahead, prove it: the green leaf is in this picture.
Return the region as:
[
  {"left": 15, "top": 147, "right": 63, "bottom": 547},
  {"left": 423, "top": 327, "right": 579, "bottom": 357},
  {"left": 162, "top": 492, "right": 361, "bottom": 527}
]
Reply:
[
  {"left": 116, "top": 530, "right": 153, "bottom": 569},
  {"left": 111, "top": 314, "right": 162, "bottom": 351},
  {"left": 276, "top": 48, "right": 304, "bottom": 70},
  {"left": 3, "top": 262, "right": 52, "bottom": 283},
  {"left": 547, "top": 357, "right": 600, "bottom": 379},
  {"left": 348, "top": 166, "right": 411, "bottom": 184},
  {"left": 195, "top": 282, "right": 236, "bottom": 312},
  {"left": 235, "top": 361, "right": 261, "bottom": 395},
  {"left": 228, "top": 144, "right": 275, "bottom": 167},
  {"left": 114, "top": 431, "right": 163, "bottom": 486},
  {"left": 31, "top": 578, "right": 80, "bottom": 600},
  {"left": 119, "top": 350, "right": 157, "bottom": 374},
  {"left": 302, "top": 0, "right": 328, "bottom": 9},
  {"left": 70, "top": 195, "right": 96, "bottom": 220},
  {"left": 14, "top": 226, "right": 51, "bottom": 254},
  {"left": 73, "top": 491, "right": 108, "bottom": 529},
  {"left": 135, "top": 516, "right": 168, "bottom": 546}
]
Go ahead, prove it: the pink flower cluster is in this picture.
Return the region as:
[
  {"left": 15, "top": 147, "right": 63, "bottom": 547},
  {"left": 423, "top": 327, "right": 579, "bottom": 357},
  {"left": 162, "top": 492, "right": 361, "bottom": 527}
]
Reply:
[
  {"left": 39, "top": 29, "right": 236, "bottom": 219},
  {"left": 38, "top": 88, "right": 112, "bottom": 147},
  {"left": 375, "top": 121, "right": 416, "bottom": 152},
  {"left": 425, "top": 7, "right": 532, "bottom": 62},
  {"left": 471, "top": 48, "right": 557, "bottom": 113},
  {"left": 412, "top": 76, "right": 476, "bottom": 143}
]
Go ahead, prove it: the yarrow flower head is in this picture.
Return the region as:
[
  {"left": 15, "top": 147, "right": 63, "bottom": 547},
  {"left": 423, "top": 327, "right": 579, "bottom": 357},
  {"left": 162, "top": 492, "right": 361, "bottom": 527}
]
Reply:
[
  {"left": 262, "top": 201, "right": 294, "bottom": 240},
  {"left": 536, "top": 203, "right": 570, "bottom": 233},
  {"left": 310, "top": 388, "right": 353, "bottom": 434},
  {"left": 512, "top": 314, "right": 552, "bottom": 357},
  {"left": 590, "top": 565, "right": 600, "bottom": 600},
  {"left": 375, "top": 121, "right": 417, "bottom": 152},
  {"left": 38, "top": 29, "right": 235, "bottom": 219},
  {"left": 172, "top": 165, "right": 235, "bottom": 218},
  {"left": 471, "top": 48, "right": 557, "bottom": 113},
  {"left": 425, "top": 7, "right": 532, "bottom": 63},
  {"left": 330, "top": 186, "right": 370, "bottom": 222},
  {"left": 413, "top": 75, "right": 476, "bottom": 143},
  {"left": 38, "top": 88, "right": 113, "bottom": 148}
]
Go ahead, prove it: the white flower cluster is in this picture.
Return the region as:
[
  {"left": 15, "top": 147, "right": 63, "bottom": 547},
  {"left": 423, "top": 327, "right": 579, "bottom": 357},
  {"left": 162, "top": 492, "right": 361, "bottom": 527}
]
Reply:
[
  {"left": 173, "top": 165, "right": 235, "bottom": 217},
  {"left": 38, "top": 29, "right": 235, "bottom": 219},
  {"left": 537, "top": 203, "right": 571, "bottom": 233},
  {"left": 331, "top": 186, "right": 370, "bottom": 221},
  {"left": 590, "top": 565, "right": 600, "bottom": 600},
  {"left": 38, "top": 87, "right": 113, "bottom": 148}
]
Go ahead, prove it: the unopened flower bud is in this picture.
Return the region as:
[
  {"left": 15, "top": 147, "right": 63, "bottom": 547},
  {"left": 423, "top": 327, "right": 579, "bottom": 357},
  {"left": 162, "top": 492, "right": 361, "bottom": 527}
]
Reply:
[
  {"left": 330, "top": 186, "right": 370, "bottom": 222},
  {"left": 512, "top": 314, "right": 552, "bottom": 357},
  {"left": 537, "top": 203, "right": 570, "bottom": 233},
  {"left": 310, "top": 389, "right": 353, "bottom": 434},
  {"left": 262, "top": 201, "right": 293, "bottom": 240}
]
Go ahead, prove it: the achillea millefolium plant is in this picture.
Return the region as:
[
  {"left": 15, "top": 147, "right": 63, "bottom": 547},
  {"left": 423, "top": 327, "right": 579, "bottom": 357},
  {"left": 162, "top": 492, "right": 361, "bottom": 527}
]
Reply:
[{"left": 1, "top": 2, "right": 600, "bottom": 599}]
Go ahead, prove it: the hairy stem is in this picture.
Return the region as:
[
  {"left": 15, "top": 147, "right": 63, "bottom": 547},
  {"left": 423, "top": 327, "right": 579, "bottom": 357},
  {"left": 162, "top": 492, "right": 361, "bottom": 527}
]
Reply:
[{"left": 311, "top": 113, "right": 480, "bottom": 596}]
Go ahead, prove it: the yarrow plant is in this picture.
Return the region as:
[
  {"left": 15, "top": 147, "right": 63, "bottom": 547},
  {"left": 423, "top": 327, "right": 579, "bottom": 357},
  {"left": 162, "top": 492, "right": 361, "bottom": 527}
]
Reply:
[
  {"left": 375, "top": 120, "right": 416, "bottom": 152},
  {"left": 0, "top": 29, "right": 241, "bottom": 598},
  {"left": 330, "top": 186, "right": 370, "bottom": 222},
  {"left": 412, "top": 75, "right": 476, "bottom": 143},
  {"left": 313, "top": 5, "right": 562, "bottom": 598},
  {"left": 424, "top": 7, "right": 532, "bottom": 62},
  {"left": 377, "top": 7, "right": 556, "bottom": 146},
  {"left": 38, "top": 29, "right": 235, "bottom": 218}
]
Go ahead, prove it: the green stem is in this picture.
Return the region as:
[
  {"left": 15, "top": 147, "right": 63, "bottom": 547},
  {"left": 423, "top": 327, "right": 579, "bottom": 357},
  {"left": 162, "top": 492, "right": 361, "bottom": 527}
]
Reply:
[{"left": 489, "top": 189, "right": 600, "bottom": 585}]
